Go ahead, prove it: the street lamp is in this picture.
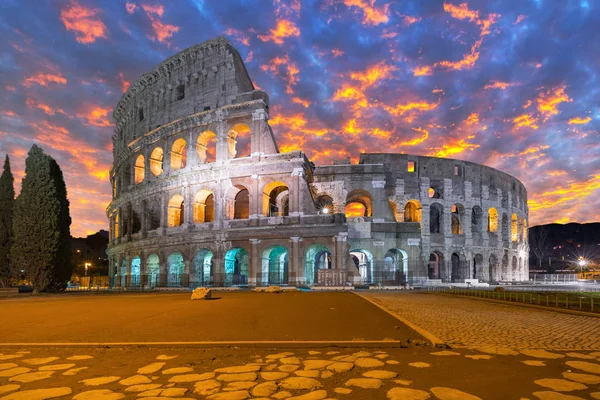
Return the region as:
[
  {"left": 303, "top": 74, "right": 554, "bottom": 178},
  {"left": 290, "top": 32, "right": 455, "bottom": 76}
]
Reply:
[{"left": 84, "top": 263, "right": 91, "bottom": 277}]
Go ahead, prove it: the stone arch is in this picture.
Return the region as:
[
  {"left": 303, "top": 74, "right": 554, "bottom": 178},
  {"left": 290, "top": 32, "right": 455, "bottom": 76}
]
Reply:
[
  {"left": 224, "top": 248, "right": 249, "bottom": 286},
  {"left": 384, "top": 249, "right": 408, "bottom": 284},
  {"left": 315, "top": 194, "right": 334, "bottom": 214},
  {"left": 119, "top": 258, "right": 127, "bottom": 287},
  {"left": 345, "top": 189, "right": 372, "bottom": 218},
  {"left": 262, "top": 181, "right": 289, "bottom": 217},
  {"left": 146, "top": 199, "right": 161, "bottom": 231},
  {"left": 261, "top": 246, "right": 289, "bottom": 285},
  {"left": 230, "top": 123, "right": 252, "bottom": 159},
  {"left": 193, "top": 248, "right": 213, "bottom": 287},
  {"left": 131, "top": 256, "right": 141, "bottom": 286},
  {"left": 451, "top": 203, "right": 465, "bottom": 235},
  {"left": 502, "top": 213, "right": 509, "bottom": 243},
  {"left": 489, "top": 254, "right": 498, "bottom": 282},
  {"left": 518, "top": 257, "right": 523, "bottom": 280},
  {"left": 428, "top": 185, "right": 442, "bottom": 199},
  {"left": 350, "top": 249, "right": 373, "bottom": 284},
  {"left": 226, "top": 185, "right": 250, "bottom": 220},
  {"left": 501, "top": 253, "right": 509, "bottom": 281},
  {"left": 167, "top": 194, "right": 185, "bottom": 227},
  {"left": 167, "top": 252, "right": 185, "bottom": 286},
  {"left": 146, "top": 253, "right": 160, "bottom": 287},
  {"left": 134, "top": 154, "right": 145, "bottom": 184},
  {"left": 429, "top": 203, "right": 444, "bottom": 233},
  {"left": 488, "top": 207, "right": 498, "bottom": 233},
  {"left": 511, "top": 213, "right": 518, "bottom": 242},
  {"left": 404, "top": 200, "right": 422, "bottom": 223},
  {"left": 171, "top": 138, "right": 188, "bottom": 170},
  {"left": 511, "top": 255, "right": 518, "bottom": 280},
  {"left": 149, "top": 147, "right": 164, "bottom": 176},
  {"left": 428, "top": 251, "right": 443, "bottom": 280},
  {"left": 473, "top": 253, "right": 484, "bottom": 280},
  {"left": 471, "top": 206, "right": 483, "bottom": 233},
  {"left": 194, "top": 189, "right": 215, "bottom": 223},
  {"left": 451, "top": 253, "right": 463, "bottom": 282},
  {"left": 304, "top": 244, "right": 332, "bottom": 285},
  {"left": 197, "top": 130, "right": 216, "bottom": 164}
]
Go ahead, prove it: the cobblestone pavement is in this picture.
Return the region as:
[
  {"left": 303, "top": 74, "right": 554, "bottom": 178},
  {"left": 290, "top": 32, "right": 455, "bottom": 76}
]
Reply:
[
  {"left": 1, "top": 346, "right": 600, "bottom": 399},
  {"left": 362, "top": 292, "right": 600, "bottom": 350}
]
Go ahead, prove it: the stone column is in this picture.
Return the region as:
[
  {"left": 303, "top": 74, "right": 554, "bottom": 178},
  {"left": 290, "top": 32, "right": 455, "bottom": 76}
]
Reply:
[
  {"left": 289, "top": 237, "right": 301, "bottom": 285},
  {"left": 371, "top": 180, "right": 393, "bottom": 221},
  {"left": 215, "top": 115, "right": 231, "bottom": 162},
  {"left": 251, "top": 109, "right": 267, "bottom": 155},
  {"left": 160, "top": 192, "right": 167, "bottom": 235},
  {"left": 249, "top": 239, "right": 260, "bottom": 287},
  {"left": 187, "top": 129, "right": 197, "bottom": 167},
  {"left": 140, "top": 200, "right": 147, "bottom": 239},
  {"left": 464, "top": 207, "right": 472, "bottom": 246},
  {"left": 289, "top": 168, "right": 303, "bottom": 216},
  {"left": 250, "top": 174, "right": 260, "bottom": 219}
]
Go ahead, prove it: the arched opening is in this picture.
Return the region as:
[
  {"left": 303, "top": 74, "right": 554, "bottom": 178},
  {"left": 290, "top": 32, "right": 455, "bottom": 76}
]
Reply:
[
  {"left": 171, "top": 138, "right": 188, "bottom": 170},
  {"left": 304, "top": 244, "right": 332, "bottom": 285},
  {"left": 471, "top": 206, "right": 482, "bottom": 233},
  {"left": 131, "top": 208, "right": 142, "bottom": 235},
  {"left": 511, "top": 214, "right": 518, "bottom": 242},
  {"left": 131, "top": 256, "right": 141, "bottom": 287},
  {"left": 489, "top": 254, "right": 498, "bottom": 282},
  {"left": 429, "top": 203, "right": 443, "bottom": 233},
  {"left": 261, "top": 246, "right": 289, "bottom": 285},
  {"left": 193, "top": 190, "right": 215, "bottom": 223},
  {"left": 488, "top": 207, "right": 498, "bottom": 232},
  {"left": 197, "top": 130, "right": 216, "bottom": 164},
  {"left": 263, "top": 181, "right": 289, "bottom": 217},
  {"left": 120, "top": 259, "right": 127, "bottom": 287},
  {"left": 134, "top": 155, "right": 145, "bottom": 184},
  {"left": 518, "top": 257, "right": 523, "bottom": 281},
  {"left": 114, "top": 214, "right": 120, "bottom": 238},
  {"left": 315, "top": 194, "right": 334, "bottom": 214},
  {"left": 167, "top": 194, "right": 185, "bottom": 227},
  {"left": 150, "top": 147, "right": 164, "bottom": 176},
  {"left": 167, "top": 252, "right": 185, "bottom": 287},
  {"left": 451, "top": 204, "right": 464, "bottom": 235},
  {"left": 345, "top": 190, "right": 372, "bottom": 218},
  {"left": 350, "top": 249, "right": 373, "bottom": 284},
  {"left": 501, "top": 253, "right": 509, "bottom": 281},
  {"left": 404, "top": 200, "right": 422, "bottom": 223},
  {"left": 429, "top": 186, "right": 442, "bottom": 199},
  {"left": 511, "top": 256, "right": 518, "bottom": 281},
  {"left": 474, "top": 253, "right": 483, "bottom": 280},
  {"left": 230, "top": 123, "right": 251, "bottom": 159},
  {"left": 232, "top": 186, "right": 250, "bottom": 219},
  {"left": 146, "top": 200, "right": 161, "bottom": 231},
  {"left": 451, "top": 253, "right": 462, "bottom": 282},
  {"left": 147, "top": 254, "right": 160, "bottom": 287},
  {"left": 384, "top": 249, "right": 408, "bottom": 285},
  {"left": 224, "top": 248, "right": 249, "bottom": 286},
  {"left": 428, "top": 252, "right": 443, "bottom": 280},
  {"left": 502, "top": 213, "right": 509, "bottom": 243},
  {"left": 193, "top": 249, "right": 213, "bottom": 287}
]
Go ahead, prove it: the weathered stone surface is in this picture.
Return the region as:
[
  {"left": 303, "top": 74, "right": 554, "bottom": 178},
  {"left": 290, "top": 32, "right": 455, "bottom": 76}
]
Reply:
[
  {"left": 387, "top": 387, "right": 431, "bottom": 400},
  {"left": 156, "top": 355, "right": 178, "bottom": 360},
  {"left": 206, "top": 390, "right": 250, "bottom": 400},
  {"left": 162, "top": 367, "right": 194, "bottom": 375},
  {"left": 280, "top": 357, "right": 301, "bottom": 365},
  {"left": 9, "top": 371, "right": 54, "bottom": 383},
  {"left": 39, "top": 363, "right": 76, "bottom": 371},
  {"left": 354, "top": 358, "right": 385, "bottom": 368},
  {"left": 119, "top": 375, "right": 152, "bottom": 385},
  {"left": 431, "top": 351, "right": 461, "bottom": 356},
  {"left": 0, "top": 368, "right": 31, "bottom": 377},
  {"left": 79, "top": 376, "right": 121, "bottom": 386},
  {"left": 287, "top": 391, "right": 328, "bottom": 400},
  {"left": 363, "top": 370, "right": 398, "bottom": 379},
  {"left": 137, "top": 362, "right": 166, "bottom": 374},
  {"left": 170, "top": 372, "right": 216, "bottom": 382},
  {"left": 194, "top": 379, "right": 221, "bottom": 395},
  {"left": 67, "top": 355, "right": 93, "bottom": 360},
  {"left": 534, "top": 378, "right": 588, "bottom": 392},
  {"left": 562, "top": 372, "right": 600, "bottom": 384},
  {"left": 216, "top": 372, "right": 257, "bottom": 382},
  {"left": 345, "top": 378, "right": 383, "bottom": 389},
  {"left": 532, "top": 392, "right": 586, "bottom": 400},
  {"left": 386, "top": 360, "right": 400, "bottom": 365},
  {"left": 320, "top": 370, "right": 333, "bottom": 379},
  {"left": 279, "top": 365, "right": 299, "bottom": 372},
  {"left": 430, "top": 387, "right": 482, "bottom": 400},
  {"left": 72, "top": 389, "right": 126, "bottom": 400},
  {"left": 63, "top": 367, "right": 88, "bottom": 376},
  {"left": 0, "top": 364, "right": 18, "bottom": 371},
  {"left": 272, "top": 390, "right": 293, "bottom": 399},
  {"left": 326, "top": 362, "right": 354, "bottom": 373},
  {"left": 192, "top": 287, "right": 212, "bottom": 300},
  {"left": 21, "top": 357, "right": 59, "bottom": 366},
  {"left": 279, "top": 377, "right": 323, "bottom": 390},
  {"left": 224, "top": 381, "right": 257, "bottom": 391},
  {"left": 215, "top": 365, "right": 261, "bottom": 373},
  {"left": 0, "top": 387, "right": 72, "bottom": 400},
  {"left": 520, "top": 350, "right": 565, "bottom": 359},
  {"left": 0, "top": 384, "right": 20, "bottom": 395},
  {"left": 334, "top": 387, "right": 352, "bottom": 394},
  {"left": 161, "top": 388, "right": 188, "bottom": 396},
  {"left": 408, "top": 362, "right": 430, "bottom": 368},
  {"left": 522, "top": 361, "right": 546, "bottom": 367},
  {"left": 124, "top": 384, "right": 162, "bottom": 392},
  {"left": 294, "top": 370, "right": 320, "bottom": 378},
  {"left": 261, "top": 372, "right": 288, "bottom": 380},
  {"left": 253, "top": 286, "right": 282, "bottom": 293},
  {"left": 303, "top": 360, "right": 334, "bottom": 370},
  {"left": 465, "top": 355, "right": 493, "bottom": 360},
  {"left": 565, "top": 361, "right": 600, "bottom": 374},
  {"left": 252, "top": 381, "right": 278, "bottom": 397}
]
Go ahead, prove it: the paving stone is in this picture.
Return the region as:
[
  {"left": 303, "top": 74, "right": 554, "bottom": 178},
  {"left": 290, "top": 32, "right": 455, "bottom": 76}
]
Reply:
[
  {"left": 119, "top": 375, "right": 152, "bottom": 385},
  {"left": 394, "top": 379, "right": 413, "bottom": 385},
  {"left": 562, "top": 372, "right": 600, "bottom": 384},
  {"left": 137, "top": 388, "right": 163, "bottom": 397},
  {"left": 354, "top": 358, "right": 385, "bottom": 368},
  {"left": 534, "top": 378, "right": 588, "bottom": 392},
  {"left": 72, "top": 389, "right": 126, "bottom": 400},
  {"left": 206, "top": 390, "right": 250, "bottom": 400},
  {"left": 523, "top": 361, "right": 546, "bottom": 367},
  {"left": 430, "top": 387, "right": 482, "bottom": 400},
  {"left": 67, "top": 355, "right": 93, "bottom": 361},
  {"left": 363, "top": 370, "right": 398, "bottom": 379},
  {"left": 137, "top": 362, "right": 166, "bottom": 374},
  {"left": 0, "top": 368, "right": 30, "bottom": 377},
  {"left": 565, "top": 361, "right": 600, "bottom": 374},
  {"left": 408, "top": 362, "right": 430, "bottom": 368},
  {"left": 169, "top": 372, "right": 215, "bottom": 383},
  {"left": 326, "top": 351, "right": 340, "bottom": 355},
  {"left": 287, "top": 390, "right": 328, "bottom": 400},
  {"left": 216, "top": 372, "right": 257, "bottom": 382},
  {"left": 334, "top": 387, "right": 352, "bottom": 394},
  {"left": 162, "top": 367, "right": 193, "bottom": 374},
  {"left": 9, "top": 371, "right": 54, "bottom": 383},
  {"left": 308, "top": 351, "right": 321, "bottom": 355},
  {"left": 266, "top": 352, "right": 294, "bottom": 360},
  {"left": 79, "top": 376, "right": 121, "bottom": 386},
  {"left": 0, "top": 385, "right": 20, "bottom": 395},
  {"left": 21, "top": 357, "right": 59, "bottom": 366},
  {"left": 430, "top": 351, "right": 461, "bottom": 356},
  {"left": 376, "top": 354, "right": 390, "bottom": 359},
  {"left": 0, "top": 364, "right": 18, "bottom": 371},
  {"left": 214, "top": 365, "right": 261, "bottom": 373},
  {"left": 532, "top": 392, "right": 586, "bottom": 400},
  {"left": 38, "top": 363, "right": 76, "bottom": 371},
  {"left": 0, "top": 355, "right": 22, "bottom": 361},
  {"left": 194, "top": 379, "right": 221, "bottom": 395},
  {"left": 465, "top": 355, "right": 492, "bottom": 360},
  {"left": 279, "top": 377, "right": 323, "bottom": 390},
  {"left": 326, "top": 362, "right": 354, "bottom": 373},
  {"left": 224, "top": 381, "right": 257, "bottom": 391},
  {"left": 294, "top": 370, "right": 320, "bottom": 378},
  {"left": 272, "top": 390, "right": 293, "bottom": 399},
  {"left": 0, "top": 387, "right": 72, "bottom": 400},
  {"left": 590, "top": 393, "right": 600, "bottom": 399},
  {"left": 320, "top": 371, "right": 333, "bottom": 379},
  {"left": 279, "top": 365, "right": 299, "bottom": 372},
  {"left": 386, "top": 387, "right": 431, "bottom": 400},
  {"left": 565, "top": 352, "right": 596, "bottom": 359},
  {"left": 345, "top": 378, "right": 383, "bottom": 389},
  {"left": 303, "top": 360, "right": 333, "bottom": 370},
  {"left": 261, "top": 372, "right": 288, "bottom": 380},
  {"left": 159, "top": 388, "right": 188, "bottom": 396},
  {"left": 520, "top": 350, "right": 565, "bottom": 359},
  {"left": 252, "top": 381, "right": 278, "bottom": 397},
  {"left": 63, "top": 367, "right": 88, "bottom": 376},
  {"left": 156, "top": 355, "right": 178, "bottom": 360},
  {"left": 123, "top": 384, "right": 162, "bottom": 392},
  {"left": 386, "top": 360, "right": 400, "bottom": 365}
]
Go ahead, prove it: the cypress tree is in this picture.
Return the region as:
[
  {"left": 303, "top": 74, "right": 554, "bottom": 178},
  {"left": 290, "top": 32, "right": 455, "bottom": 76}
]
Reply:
[
  {"left": 0, "top": 155, "right": 15, "bottom": 287},
  {"left": 11, "top": 145, "right": 72, "bottom": 292}
]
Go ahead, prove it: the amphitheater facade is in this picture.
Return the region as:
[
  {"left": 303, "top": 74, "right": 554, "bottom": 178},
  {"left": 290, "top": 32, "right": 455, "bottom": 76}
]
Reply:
[{"left": 106, "top": 37, "right": 529, "bottom": 288}]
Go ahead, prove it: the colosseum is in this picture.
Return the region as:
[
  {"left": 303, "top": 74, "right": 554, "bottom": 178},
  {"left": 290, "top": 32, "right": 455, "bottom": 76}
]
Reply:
[{"left": 106, "top": 37, "right": 529, "bottom": 289}]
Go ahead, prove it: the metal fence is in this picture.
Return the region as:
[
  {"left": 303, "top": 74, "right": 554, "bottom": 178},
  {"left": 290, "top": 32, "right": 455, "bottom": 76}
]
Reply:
[{"left": 529, "top": 273, "right": 579, "bottom": 284}]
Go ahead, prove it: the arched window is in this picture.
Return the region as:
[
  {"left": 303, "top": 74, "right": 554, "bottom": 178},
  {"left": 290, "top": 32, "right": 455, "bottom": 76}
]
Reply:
[
  {"left": 229, "top": 123, "right": 251, "bottom": 159},
  {"left": 150, "top": 147, "right": 164, "bottom": 176},
  {"left": 345, "top": 190, "right": 372, "bottom": 218},
  {"left": 171, "top": 138, "right": 187, "bottom": 170},
  {"left": 194, "top": 190, "right": 215, "bottom": 223},
  {"left": 488, "top": 207, "right": 498, "bottom": 233},
  {"left": 428, "top": 252, "right": 443, "bottom": 280},
  {"left": 134, "top": 154, "right": 145, "bottom": 184},
  {"left": 304, "top": 244, "right": 332, "bottom": 286},
  {"left": 197, "top": 130, "right": 216, "bottom": 164},
  {"left": 471, "top": 206, "right": 482, "bottom": 233},
  {"left": 451, "top": 204, "right": 464, "bottom": 235},
  {"left": 114, "top": 214, "right": 119, "bottom": 238},
  {"left": 263, "top": 181, "right": 289, "bottom": 217},
  {"left": 224, "top": 248, "right": 249, "bottom": 286},
  {"left": 167, "top": 252, "right": 185, "bottom": 287},
  {"left": 404, "top": 200, "right": 422, "bottom": 223},
  {"left": 262, "top": 246, "right": 289, "bottom": 285},
  {"left": 511, "top": 214, "right": 518, "bottom": 242},
  {"left": 429, "top": 203, "right": 443, "bottom": 233},
  {"left": 168, "top": 194, "right": 184, "bottom": 227},
  {"left": 502, "top": 213, "right": 509, "bottom": 242},
  {"left": 315, "top": 194, "right": 334, "bottom": 214},
  {"left": 146, "top": 200, "right": 161, "bottom": 231},
  {"left": 350, "top": 249, "right": 374, "bottom": 284},
  {"left": 234, "top": 187, "right": 249, "bottom": 219},
  {"left": 146, "top": 254, "right": 160, "bottom": 287},
  {"left": 384, "top": 249, "right": 408, "bottom": 284},
  {"left": 193, "top": 249, "right": 213, "bottom": 286}
]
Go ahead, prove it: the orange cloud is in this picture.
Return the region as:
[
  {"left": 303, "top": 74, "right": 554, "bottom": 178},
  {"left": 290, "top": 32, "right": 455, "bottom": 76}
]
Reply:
[
  {"left": 512, "top": 114, "right": 539, "bottom": 130},
  {"left": 331, "top": 48, "right": 344, "bottom": 57},
  {"left": 60, "top": 1, "right": 108, "bottom": 44},
  {"left": 518, "top": 145, "right": 549, "bottom": 157},
  {"left": 484, "top": 81, "right": 519, "bottom": 90},
  {"left": 260, "top": 55, "right": 299, "bottom": 95},
  {"left": 383, "top": 100, "right": 439, "bottom": 116},
  {"left": 269, "top": 112, "right": 328, "bottom": 137},
  {"left": 398, "top": 127, "right": 429, "bottom": 146},
  {"left": 523, "top": 100, "right": 532, "bottom": 109},
  {"left": 464, "top": 113, "right": 479, "bottom": 125},
  {"left": 429, "top": 136, "right": 480, "bottom": 157},
  {"left": 537, "top": 85, "right": 572, "bottom": 119},
  {"left": 514, "top": 14, "right": 526, "bottom": 24},
  {"left": 402, "top": 15, "right": 421, "bottom": 26},
  {"left": 257, "top": 19, "right": 300, "bottom": 45},
  {"left": 25, "top": 98, "right": 67, "bottom": 116},
  {"left": 77, "top": 106, "right": 113, "bottom": 127},
  {"left": 349, "top": 62, "right": 397, "bottom": 86},
  {"left": 413, "top": 65, "right": 432, "bottom": 76},
  {"left": 141, "top": 4, "right": 180, "bottom": 45},
  {"left": 23, "top": 73, "right": 67, "bottom": 87},
  {"left": 126, "top": 2, "right": 137, "bottom": 14},
  {"left": 568, "top": 116, "right": 592, "bottom": 125},
  {"left": 292, "top": 97, "right": 310, "bottom": 108},
  {"left": 225, "top": 28, "right": 250, "bottom": 46},
  {"left": 117, "top": 72, "right": 130, "bottom": 93},
  {"left": 343, "top": 0, "right": 390, "bottom": 26},
  {"left": 528, "top": 174, "right": 600, "bottom": 214}
]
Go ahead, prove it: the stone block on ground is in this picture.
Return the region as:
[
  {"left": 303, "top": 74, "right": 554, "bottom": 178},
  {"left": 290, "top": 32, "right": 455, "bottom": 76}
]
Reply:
[{"left": 191, "top": 288, "right": 212, "bottom": 300}]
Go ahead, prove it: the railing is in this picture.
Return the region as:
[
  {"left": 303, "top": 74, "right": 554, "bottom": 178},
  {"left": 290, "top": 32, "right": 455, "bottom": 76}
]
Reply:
[{"left": 427, "top": 286, "right": 599, "bottom": 314}]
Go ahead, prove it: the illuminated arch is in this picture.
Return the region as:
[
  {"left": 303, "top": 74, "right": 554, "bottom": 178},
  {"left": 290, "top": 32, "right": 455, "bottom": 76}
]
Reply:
[
  {"left": 149, "top": 147, "right": 164, "bottom": 176},
  {"left": 134, "top": 154, "right": 145, "bottom": 184},
  {"left": 193, "top": 189, "right": 215, "bottom": 223},
  {"left": 261, "top": 246, "right": 289, "bottom": 285},
  {"left": 226, "top": 185, "right": 250, "bottom": 220},
  {"left": 262, "top": 181, "right": 289, "bottom": 217},
  {"left": 404, "top": 200, "right": 422, "bottom": 223},
  {"left": 315, "top": 194, "right": 334, "bottom": 214},
  {"left": 167, "top": 252, "right": 184, "bottom": 287},
  {"left": 345, "top": 189, "right": 372, "bottom": 218},
  {"left": 193, "top": 249, "right": 213, "bottom": 286},
  {"left": 384, "top": 249, "right": 409, "bottom": 284},
  {"left": 304, "top": 244, "right": 332, "bottom": 285},
  {"left": 488, "top": 207, "right": 498, "bottom": 233},
  {"left": 511, "top": 213, "right": 518, "bottom": 242},
  {"left": 167, "top": 194, "right": 184, "bottom": 227},
  {"left": 224, "top": 248, "right": 249, "bottom": 286},
  {"left": 428, "top": 252, "right": 443, "bottom": 280},
  {"left": 451, "top": 203, "right": 465, "bottom": 235},
  {"left": 146, "top": 253, "right": 160, "bottom": 287},
  {"left": 229, "top": 123, "right": 251, "bottom": 159},
  {"left": 171, "top": 138, "right": 187, "bottom": 170},
  {"left": 197, "top": 130, "right": 216, "bottom": 164},
  {"left": 350, "top": 249, "right": 373, "bottom": 284}
]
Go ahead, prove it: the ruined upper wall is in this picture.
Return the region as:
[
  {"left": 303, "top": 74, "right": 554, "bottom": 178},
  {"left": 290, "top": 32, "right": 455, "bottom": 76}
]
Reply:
[{"left": 112, "top": 36, "right": 267, "bottom": 150}]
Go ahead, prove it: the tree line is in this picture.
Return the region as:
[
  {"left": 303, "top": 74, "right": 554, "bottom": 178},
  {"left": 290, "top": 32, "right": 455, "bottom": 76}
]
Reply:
[{"left": 0, "top": 145, "right": 72, "bottom": 292}]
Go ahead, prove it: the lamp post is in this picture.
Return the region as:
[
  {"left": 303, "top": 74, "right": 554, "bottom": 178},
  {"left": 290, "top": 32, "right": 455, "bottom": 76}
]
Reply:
[{"left": 84, "top": 263, "right": 91, "bottom": 277}]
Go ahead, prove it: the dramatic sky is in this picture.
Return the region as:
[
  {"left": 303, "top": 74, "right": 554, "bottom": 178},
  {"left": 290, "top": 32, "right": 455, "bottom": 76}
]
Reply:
[{"left": 1, "top": 0, "right": 599, "bottom": 237}]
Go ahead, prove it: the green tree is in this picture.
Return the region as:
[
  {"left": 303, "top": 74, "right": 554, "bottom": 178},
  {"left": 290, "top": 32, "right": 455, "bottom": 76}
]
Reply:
[
  {"left": 11, "top": 145, "right": 72, "bottom": 292},
  {"left": 0, "top": 155, "right": 15, "bottom": 287}
]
